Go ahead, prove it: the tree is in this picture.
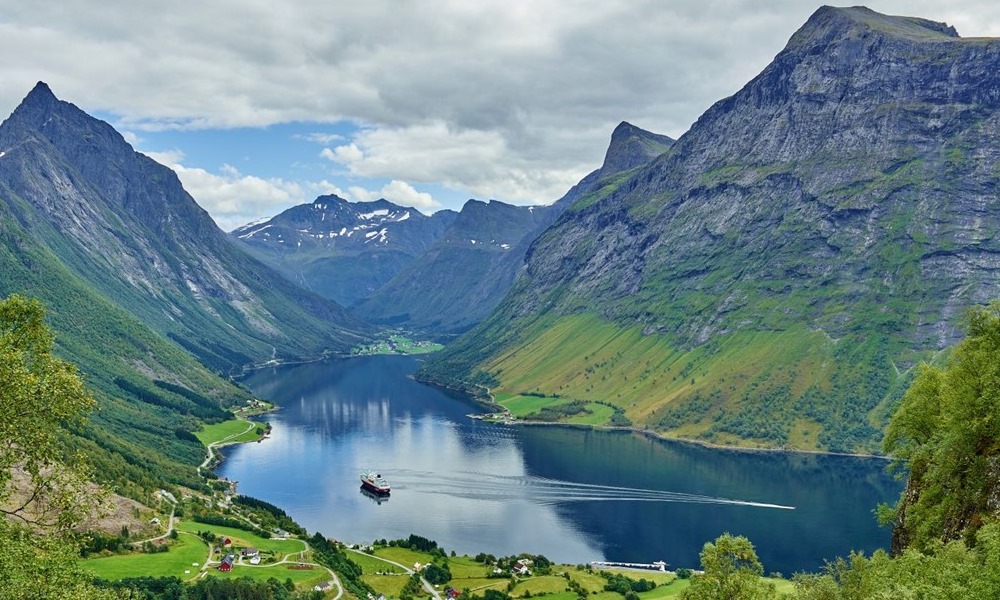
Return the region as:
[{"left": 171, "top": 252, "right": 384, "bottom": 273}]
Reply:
[
  {"left": 682, "top": 533, "right": 774, "bottom": 600},
  {"left": 0, "top": 294, "right": 114, "bottom": 600},
  {"left": 883, "top": 301, "right": 1000, "bottom": 552},
  {"left": 0, "top": 294, "right": 99, "bottom": 529}
]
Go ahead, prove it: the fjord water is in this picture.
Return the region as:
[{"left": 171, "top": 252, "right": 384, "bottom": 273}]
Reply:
[{"left": 219, "top": 355, "right": 901, "bottom": 573}]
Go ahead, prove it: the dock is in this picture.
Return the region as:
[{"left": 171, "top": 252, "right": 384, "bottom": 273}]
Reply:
[{"left": 590, "top": 560, "right": 668, "bottom": 572}]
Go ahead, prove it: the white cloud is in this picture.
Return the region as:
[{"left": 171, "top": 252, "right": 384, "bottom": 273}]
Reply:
[
  {"left": 321, "top": 143, "right": 365, "bottom": 164},
  {"left": 325, "top": 121, "right": 587, "bottom": 203},
  {"left": 144, "top": 150, "right": 331, "bottom": 231},
  {"left": 295, "top": 132, "right": 347, "bottom": 145},
  {"left": 3, "top": 0, "right": 1000, "bottom": 217},
  {"left": 347, "top": 180, "right": 439, "bottom": 210}
]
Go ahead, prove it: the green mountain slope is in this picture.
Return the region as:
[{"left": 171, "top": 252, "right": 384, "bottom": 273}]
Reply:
[
  {"left": 0, "top": 83, "right": 369, "bottom": 497},
  {"left": 0, "top": 192, "right": 247, "bottom": 497},
  {"left": 0, "top": 83, "right": 368, "bottom": 374},
  {"left": 421, "top": 7, "right": 1000, "bottom": 453}
]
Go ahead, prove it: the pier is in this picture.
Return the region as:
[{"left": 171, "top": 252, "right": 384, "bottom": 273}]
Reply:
[{"left": 590, "top": 560, "right": 668, "bottom": 572}]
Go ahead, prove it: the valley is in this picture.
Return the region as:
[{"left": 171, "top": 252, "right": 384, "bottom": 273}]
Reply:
[{"left": 2, "top": 4, "right": 1000, "bottom": 599}]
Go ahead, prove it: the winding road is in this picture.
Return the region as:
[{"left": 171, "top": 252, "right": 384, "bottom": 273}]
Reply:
[{"left": 347, "top": 549, "right": 443, "bottom": 600}]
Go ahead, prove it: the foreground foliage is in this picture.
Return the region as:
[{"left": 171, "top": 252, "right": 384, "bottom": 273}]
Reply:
[
  {"left": 681, "top": 534, "right": 773, "bottom": 600},
  {"left": 0, "top": 295, "right": 114, "bottom": 599},
  {"left": 882, "top": 301, "right": 1000, "bottom": 552}
]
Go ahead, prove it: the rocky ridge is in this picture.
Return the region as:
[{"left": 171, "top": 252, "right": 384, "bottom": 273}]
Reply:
[{"left": 421, "top": 6, "right": 1000, "bottom": 452}]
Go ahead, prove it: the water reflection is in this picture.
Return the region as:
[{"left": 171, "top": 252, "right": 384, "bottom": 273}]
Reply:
[
  {"left": 219, "top": 355, "right": 901, "bottom": 573},
  {"left": 360, "top": 486, "right": 390, "bottom": 505}
]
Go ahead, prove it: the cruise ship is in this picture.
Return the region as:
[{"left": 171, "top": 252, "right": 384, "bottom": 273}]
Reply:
[{"left": 360, "top": 470, "right": 390, "bottom": 495}]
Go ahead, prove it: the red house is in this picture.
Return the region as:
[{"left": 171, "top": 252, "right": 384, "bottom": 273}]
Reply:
[{"left": 218, "top": 554, "right": 235, "bottom": 572}]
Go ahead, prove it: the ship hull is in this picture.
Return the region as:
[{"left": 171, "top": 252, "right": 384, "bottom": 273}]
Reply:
[{"left": 361, "top": 479, "right": 390, "bottom": 495}]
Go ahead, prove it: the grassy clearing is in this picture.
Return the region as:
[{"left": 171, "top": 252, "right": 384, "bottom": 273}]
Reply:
[
  {"left": 450, "top": 578, "right": 507, "bottom": 593},
  {"left": 566, "top": 403, "right": 616, "bottom": 425},
  {"left": 205, "top": 563, "right": 330, "bottom": 588},
  {"left": 195, "top": 418, "right": 265, "bottom": 446},
  {"left": 566, "top": 567, "right": 609, "bottom": 592},
  {"left": 175, "top": 520, "right": 307, "bottom": 555},
  {"left": 513, "top": 575, "right": 573, "bottom": 595},
  {"left": 84, "top": 532, "right": 208, "bottom": 581},
  {"left": 373, "top": 546, "right": 435, "bottom": 568},
  {"left": 637, "top": 578, "right": 689, "bottom": 599},
  {"left": 346, "top": 549, "right": 406, "bottom": 574},
  {"left": 354, "top": 335, "right": 443, "bottom": 356},
  {"left": 501, "top": 395, "right": 567, "bottom": 417},
  {"left": 363, "top": 573, "right": 412, "bottom": 596},
  {"left": 447, "top": 556, "right": 491, "bottom": 579},
  {"left": 391, "top": 335, "right": 444, "bottom": 354}
]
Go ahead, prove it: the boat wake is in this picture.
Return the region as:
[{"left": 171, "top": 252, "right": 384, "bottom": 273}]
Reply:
[{"left": 378, "top": 470, "right": 794, "bottom": 510}]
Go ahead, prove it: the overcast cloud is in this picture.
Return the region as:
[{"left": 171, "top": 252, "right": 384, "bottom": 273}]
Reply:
[{"left": 2, "top": 1, "right": 999, "bottom": 229}]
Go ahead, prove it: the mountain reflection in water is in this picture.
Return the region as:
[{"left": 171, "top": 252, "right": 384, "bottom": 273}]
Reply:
[{"left": 218, "top": 355, "right": 901, "bottom": 574}]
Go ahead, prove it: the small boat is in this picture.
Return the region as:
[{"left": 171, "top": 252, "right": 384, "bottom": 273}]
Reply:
[{"left": 360, "top": 470, "right": 390, "bottom": 495}]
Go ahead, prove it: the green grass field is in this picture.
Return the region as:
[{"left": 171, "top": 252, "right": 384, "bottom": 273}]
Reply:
[
  {"left": 445, "top": 556, "right": 492, "bottom": 579},
  {"left": 86, "top": 521, "right": 325, "bottom": 591},
  {"left": 565, "top": 403, "right": 616, "bottom": 425},
  {"left": 346, "top": 549, "right": 407, "bottom": 574},
  {"left": 513, "top": 575, "right": 574, "bottom": 595},
  {"left": 458, "top": 578, "right": 508, "bottom": 593},
  {"left": 373, "top": 546, "right": 435, "bottom": 568},
  {"left": 363, "top": 573, "right": 412, "bottom": 596},
  {"left": 498, "top": 394, "right": 569, "bottom": 417},
  {"left": 84, "top": 532, "right": 208, "bottom": 581},
  {"left": 175, "top": 520, "right": 308, "bottom": 556},
  {"left": 195, "top": 418, "right": 265, "bottom": 446},
  {"left": 204, "top": 563, "right": 330, "bottom": 588},
  {"left": 390, "top": 335, "right": 444, "bottom": 354}
]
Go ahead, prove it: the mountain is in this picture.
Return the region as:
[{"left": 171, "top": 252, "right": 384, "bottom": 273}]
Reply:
[
  {"left": 358, "top": 122, "right": 674, "bottom": 334},
  {"left": 231, "top": 196, "right": 457, "bottom": 306},
  {"left": 0, "top": 83, "right": 367, "bottom": 373},
  {"left": 0, "top": 83, "right": 368, "bottom": 495},
  {"left": 357, "top": 199, "right": 560, "bottom": 333},
  {"left": 420, "top": 7, "right": 1000, "bottom": 453}
]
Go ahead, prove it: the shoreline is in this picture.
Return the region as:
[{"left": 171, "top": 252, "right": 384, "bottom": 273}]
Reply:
[
  {"left": 229, "top": 350, "right": 892, "bottom": 462},
  {"left": 416, "top": 370, "right": 888, "bottom": 461}
]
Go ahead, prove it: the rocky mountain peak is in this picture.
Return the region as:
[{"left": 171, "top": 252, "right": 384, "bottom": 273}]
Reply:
[
  {"left": 23, "top": 80, "right": 58, "bottom": 107},
  {"left": 598, "top": 121, "right": 674, "bottom": 179},
  {"left": 786, "top": 6, "right": 958, "bottom": 53}
]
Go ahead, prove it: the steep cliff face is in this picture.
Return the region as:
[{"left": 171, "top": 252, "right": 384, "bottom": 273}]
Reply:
[
  {"left": 232, "top": 196, "right": 457, "bottom": 306},
  {"left": 423, "top": 7, "right": 1000, "bottom": 452},
  {"left": 0, "top": 83, "right": 367, "bottom": 372},
  {"left": 358, "top": 122, "right": 673, "bottom": 334}
]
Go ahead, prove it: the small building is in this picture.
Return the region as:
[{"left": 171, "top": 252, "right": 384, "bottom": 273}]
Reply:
[
  {"left": 249, "top": 555, "right": 261, "bottom": 565},
  {"left": 222, "top": 537, "right": 232, "bottom": 547},
  {"left": 513, "top": 560, "right": 531, "bottom": 576},
  {"left": 241, "top": 547, "right": 259, "bottom": 558},
  {"left": 149, "top": 517, "right": 160, "bottom": 525},
  {"left": 445, "top": 587, "right": 462, "bottom": 599},
  {"left": 314, "top": 582, "right": 333, "bottom": 592},
  {"left": 218, "top": 554, "right": 235, "bottom": 572}
]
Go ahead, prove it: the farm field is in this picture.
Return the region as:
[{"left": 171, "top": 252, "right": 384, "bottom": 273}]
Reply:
[
  {"left": 195, "top": 419, "right": 265, "bottom": 446},
  {"left": 84, "top": 532, "right": 207, "bottom": 581}
]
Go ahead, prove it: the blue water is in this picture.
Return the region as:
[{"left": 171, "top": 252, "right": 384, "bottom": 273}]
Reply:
[{"left": 217, "top": 354, "right": 901, "bottom": 573}]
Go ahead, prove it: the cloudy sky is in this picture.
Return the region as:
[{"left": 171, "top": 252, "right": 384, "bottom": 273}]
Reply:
[{"left": 2, "top": 1, "right": 998, "bottom": 230}]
